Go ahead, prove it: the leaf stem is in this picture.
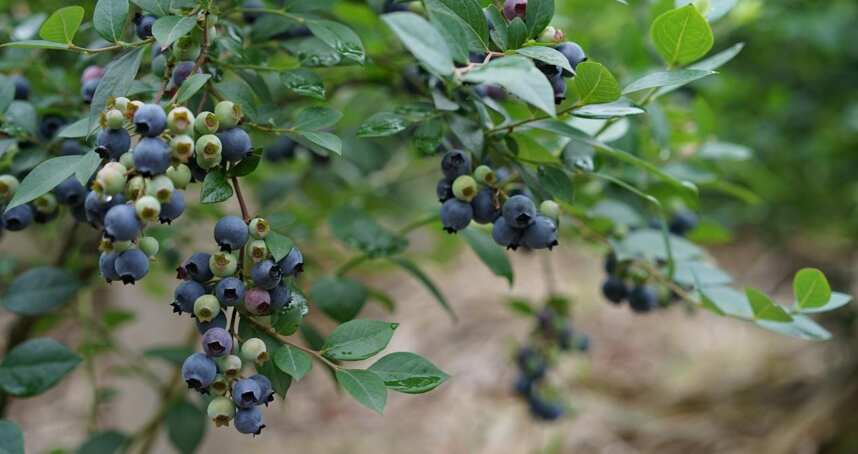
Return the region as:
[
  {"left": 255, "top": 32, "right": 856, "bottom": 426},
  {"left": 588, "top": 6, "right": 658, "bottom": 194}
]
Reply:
[{"left": 231, "top": 176, "right": 251, "bottom": 222}]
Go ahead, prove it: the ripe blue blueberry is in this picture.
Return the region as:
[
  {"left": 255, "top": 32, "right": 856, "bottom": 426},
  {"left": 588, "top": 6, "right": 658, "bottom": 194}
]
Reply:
[
  {"left": 171, "top": 61, "right": 197, "bottom": 87},
  {"left": 234, "top": 406, "right": 265, "bottom": 436},
  {"left": 440, "top": 199, "right": 473, "bottom": 233},
  {"left": 136, "top": 15, "right": 156, "bottom": 39},
  {"left": 215, "top": 277, "right": 245, "bottom": 307},
  {"left": 99, "top": 252, "right": 120, "bottom": 283},
  {"left": 502, "top": 194, "right": 537, "bottom": 229},
  {"left": 232, "top": 378, "right": 262, "bottom": 409},
  {"left": 555, "top": 42, "right": 587, "bottom": 76},
  {"left": 629, "top": 285, "right": 658, "bottom": 313},
  {"left": 250, "top": 260, "right": 282, "bottom": 290},
  {"left": 549, "top": 72, "right": 566, "bottom": 105},
  {"left": 436, "top": 178, "right": 453, "bottom": 203},
  {"left": 133, "top": 137, "right": 171, "bottom": 176},
  {"left": 172, "top": 280, "right": 207, "bottom": 314},
  {"left": 181, "top": 352, "right": 217, "bottom": 391},
  {"left": 522, "top": 216, "right": 558, "bottom": 250},
  {"left": 514, "top": 374, "right": 533, "bottom": 397},
  {"left": 440, "top": 150, "right": 471, "bottom": 180},
  {"left": 516, "top": 347, "right": 546, "bottom": 380},
  {"left": 202, "top": 327, "right": 233, "bottom": 358},
  {"left": 195, "top": 310, "right": 227, "bottom": 335},
  {"left": 84, "top": 192, "right": 125, "bottom": 227},
  {"left": 104, "top": 204, "right": 141, "bottom": 241},
  {"left": 527, "top": 395, "right": 564, "bottom": 421},
  {"left": 278, "top": 247, "right": 304, "bottom": 277},
  {"left": 158, "top": 190, "right": 185, "bottom": 224},
  {"left": 668, "top": 211, "right": 698, "bottom": 237},
  {"left": 269, "top": 285, "right": 292, "bottom": 312},
  {"left": 182, "top": 252, "right": 214, "bottom": 282},
  {"left": 249, "top": 374, "right": 274, "bottom": 405},
  {"left": 53, "top": 176, "right": 86, "bottom": 206},
  {"left": 12, "top": 75, "right": 29, "bottom": 100},
  {"left": 133, "top": 104, "right": 167, "bottom": 137},
  {"left": 471, "top": 188, "right": 501, "bottom": 224},
  {"left": 96, "top": 128, "right": 131, "bottom": 161},
  {"left": 81, "top": 78, "right": 99, "bottom": 104},
  {"left": 216, "top": 128, "right": 252, "bottom": 163},
  {"left": 601, "top": 276, "right": 628, "bottom": 304},
  {"left": 264, "top": 136, "right": 296, "bottom": 162},
  {"left": 2, "top": 205, "right": 33, "bottom": 231},
  {"left": 114, "top": 248, "right": 149, "bottom": 284},
  {"left": 492, "top": 217, "right": 522, "bottom": 250},
  {"left": 214, "top": 215, "right": 249, "bottom": 252},
  {"left": 38, "top": 115, "right": 66, "bottom": 140}
]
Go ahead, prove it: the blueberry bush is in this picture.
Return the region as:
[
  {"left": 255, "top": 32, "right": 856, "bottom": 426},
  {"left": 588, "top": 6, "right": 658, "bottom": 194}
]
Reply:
[{"left": 0, "top": 0, "right": 854, "bottom": 451}]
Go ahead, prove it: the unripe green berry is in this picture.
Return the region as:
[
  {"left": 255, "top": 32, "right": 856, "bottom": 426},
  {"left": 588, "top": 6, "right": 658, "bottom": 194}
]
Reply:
[
  {"left": 452, "top": 175, "right": 478, "bottom": 202},
  {"left": 195, "top": 134, "right": 222, "bottom": 170},
  {"left": 119, "top": 152, "right": 135, "bottom": 170},
  {"left": 170, "top": 135, "right": 195, "bottom": 162},
  {"left": 540, "top": 200, "right": 560, "bottom": 222},
  {"left": 247, "top": 240, "right": 268, "bottom": 263},
  {"left": 166, "top": 164, "right": 192, "bottom": 190},
  {"left": 105, "top": 109, "right": 125, "bottom": 130},
  {"left": 210, "top": 374, "right": 229, "bottom": 396},
  {"left": 539, "top": 26, "right": 564, "bottom": 43},
  {"left": 194, "top": 111, "right": 219, "bottom": 135},
  {"left": 112, "top": 96, "right": 130, "bottom": 114},
  {"left": 112, "top": 240, "right": 133, "bottom": 252},
  {"left": 248, "top": 218, "right": 269, "bottom": 240},
  {"left": 214, "top": 100, "right": 242, "bottom": 129},
  {"left": 0, "top": 175, "right": 20, "bottom": 200},
  {"left": 95, "top": 164, "right": 127, "bottom": 195},
  {"left": 209, "top": 251, "right": 238, "bottom": 277},
  {"left": 33, "top": 193, "right": 57, "bottom": 214},
  {"left": 146, "top": 175, "right": 174, "bottom": 204},
  {"left": 194, "top": 294, "right": 221, "bottom": 322},
  {"left": 216, "top": 354, "right": 242, "bottom": 379},
  {"left": 135, "top": 195, "right": 161, "bottom": 222},
  {"left": 240, "top": 338, "right": 268, "bottom": 364},
  {"left": 207, "top": 396, "right": 234, "bottom": 427},
  {"left": 474, "top": 165, "right": 497, "bottom": 186},
  {"left": 139, "top": 236, "right": 160, "bottom": 257},
  {"left": 125, "top": 175, "right": 146, "bottom": 200},
  {"left": 167, "top": 107, "right": 195, "bottom": 135}
]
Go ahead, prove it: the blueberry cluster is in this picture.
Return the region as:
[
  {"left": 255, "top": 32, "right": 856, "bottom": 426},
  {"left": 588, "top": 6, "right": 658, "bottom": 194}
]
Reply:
[
  {"left": 176, "top": 216, "right": 303, "bottom": 436},
  {"left": 601, "top": 252, "right": 666, "bottom": 313},
  {"left": 436, "top": 151, "right": 560, "bottom": 250}
]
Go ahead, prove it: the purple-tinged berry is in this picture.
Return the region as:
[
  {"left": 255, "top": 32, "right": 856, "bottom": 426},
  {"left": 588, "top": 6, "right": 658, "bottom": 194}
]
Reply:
[
  {"left": 171, "top": 61, "right": 197, "bottom": 87},
  {"left": 243, "top": 288, "right": 271, "bottom": 315},
  {"left": 503, "top": 0, "right": 527, "bottom": 20},
  {"left": 436, "top": 179, "right": 453, "bottom": 203},
  {"left": 555, "top": 42, "right": 587, "bottom": 76},
  {"left": 629, "top": 285, "right": 658, "bottom": 313},
  {"left": 202, "top": 327, "right": 233, "bottom": 358}
]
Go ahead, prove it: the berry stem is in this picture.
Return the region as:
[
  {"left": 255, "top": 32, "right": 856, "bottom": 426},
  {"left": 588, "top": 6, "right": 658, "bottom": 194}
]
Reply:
[{"left": 231, "top": 176, "right": 251, "bottom": 222}]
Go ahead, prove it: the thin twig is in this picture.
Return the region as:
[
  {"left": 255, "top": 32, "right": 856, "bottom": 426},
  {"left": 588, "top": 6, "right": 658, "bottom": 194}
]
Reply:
[{"left": 231, "top": 176, "right": 251, "bottom": 222}]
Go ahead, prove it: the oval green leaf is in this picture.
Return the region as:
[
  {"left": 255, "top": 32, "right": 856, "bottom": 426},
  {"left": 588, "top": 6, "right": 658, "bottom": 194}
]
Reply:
[
  {"left": 368, "top": 352, "right": 449, "bottom": 394},
  {"left": 321, "top": 319, "right": 398, "bottom": 361},
  {"left": 0, "top": 338, "right": 81, "bottom": 397},
  {"left": 650, "top": 4, "right": 714, "bottom": 66},
  {"left": 39, "top": 6, "right": 84, "bottom": 43}
]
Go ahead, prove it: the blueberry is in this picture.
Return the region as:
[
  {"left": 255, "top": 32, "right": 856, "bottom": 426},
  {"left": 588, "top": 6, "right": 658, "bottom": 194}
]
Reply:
[
  {"left": 207, "top": 396, "right": 235, "bottom": 427},
  {"left": 81, "top": 78, "right": 100, "bottom": 104},
  {"left": 474, "top": 84, "right": 506, "bottom": 100},
  {"left": 503, "top": 0, "right": 527, "bottom": 20},
  {"left": 96, "top": 128, "right": 131, "bottom": 161},
  {"left": 248, "top": 218, "right": 270, "bottom": 240},
  {"left": 104, "top": 204, "right": 141, "bottom": 241},
  {"left": 522, "top": 216, "right": 558, "bottom": 250},
  {"left": 215, "top": 100, "right": 243, "bottom": 129},
  {"left": 172, "top": 280, "right": 206, "bottom": 314},
  {"left": 249, "top": 374, "right": 274, "bottom": 405},
  {"left": 527, "top": 395, "right": 564, "bottom": 421},
  {"left": 452, "top": 175, "right": 478, "bottom": 202},
  {"left": 217, "top": 355, "right": 242, "bottom": 379},
  {"left": 241, "top": 338, "right": 269, "bottom": 364},
  {"left": 440, "top": 150, "right": 471, "bottom": 180},
  {"left": 136, "top": 15, "right": 156, "bottom": 39},
  {"left": 2, "top": 204, "right": 33, "bottom": 231},
  {"left": 492, "top": 217, "right": 522, "bottom": 250},
  {"left": 382, "top": 0, "right": 409, "bottom": 13},
  {"left": 158, "top": 190, "right": 185, "bottom": 224},
  {"left": 195, "top": 310, "right": 227, "bottom": 335},
  {"left": 215, "top": 277, "right": 245, "bottom": 307},
  {"left": 250, "top": 260, "right": 282, "bottom": 290},
  {"left": 264, "top": 136, "right": 296, "bottom": 162},
  {"left": 216, "top": 128, "right": 252, "bottom": 163},
  {"left": 182, "top": 252, "right": 214, "bottom": 282},
  {"left": 471, "top": 188, "right": 501, "bottom": 224},
  {"left": 202, "top": 327, "right": 233, "bottom": 358},
  {"left": 629, "top": 285, "right": 658, "bottom": 313},
  {"left": 12, "top": 75, "right": 29, "bottom": 100},
  {"left": 232, "top": 378, "right": 262, "bottom": 409},
  {"left": 548, "top": 72, "right": 566, "bottom": 105},
  {"left": 133, "top": 104, "right": 167, "bottom": 137},
  {"left": 114, "top": 248, "right": 149, "bottom": 284},
  {"left": 502, "top": 194, "right": 537, "bottom": 229},
  {"left": 167, "top": 108, "right": 195, "bottom": 136},
  {"left": 214, "top": 215, "right": 249, "bottom": 252},
  {"left": 171, "top": 61, "right": 196, "bottom": 87},
  {"left": 669, "top": 211, "right": 698, "bottom": 237},
  {"left": 516, "top": 347, "right": 546, "bottom": 380},
  {"left": 181, "top": 352, "right": 217, "bottom": 391},
  {"left": 84, "top": 192, "right": 126, "bottom": 227},
  {"left": 71, "top": 202, "right": 88, "bottom": 223},
  {"left": 81, "top": 65, "right": 105, "bottom": 83},
  {"left": 601, "top": 276, "right": 628, "bottom": 304},
  {"left": 277, "top": 247, "right": 304, "bottom": 277},
  {"left": 194, "top": 294, "right": 222, "bottom": 322},
  {"left": 514, "top": 375, "right": 533, "bottom": 397},
  {"left": 440, "top": 199, "right": 473, "bottom": 233},
  {"left": 99, "top": 252, "right": 120, "bottom": 283},
  {"left": 133, "top": 137, "right": 171, "bottom": 176},
  {"left": 244, "top": 288, "right": 272, "bottom": 315},
  {"left": 59, "top": 140, "right": 86, "bottom": 156},
  {"left": 38, "top": 115, "right": 66, "bottom": 141},
  {"left": 604, "top": 252, "right": 618, "bottom": 275},
  {"left": 234, "top": 406, "right": 265, "bottom": 436},
  {"left": 554, "top": 42, "right": 587, "bottom": 76},
  {"left": 269, "top": 285, "right": 292, "bottom": 312},
  {"left": 436, "top": 178, "right": 453, "bottom": 203},
  {"left": 242, "top": 0, "right": 264, "bottom": 23},
  {"left": 474, "top": 165, "right": 497, "bottom": 186}
]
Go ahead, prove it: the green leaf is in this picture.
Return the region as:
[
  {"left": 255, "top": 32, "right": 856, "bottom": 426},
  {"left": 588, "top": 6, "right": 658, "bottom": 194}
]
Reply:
[
  {"left": 256, "top": 360, "right": 292, "bottom": 397},
  {"left": 537, "top": 166, "right": 574, "bottom": 204},
  {"left": 756, "top": 315, "right": 832, "bottom": 341},
  {"left": 39, "top": 6, "right": 84, "bottom": 43},
  {"left": 673, "top": 260, "right": 732, "bottom": 288},
  {"left": 698, "top": 141, "right": 751, "bottom": 160},
  {"left": 1, "top": 267, "right": 80, "bottom": 316},
  {"left": 273, "top": 344, "right": 312, "bottom": 381},
  {"left": 611, "top": 229, "right": 704, "bottom": 263},
  {"left": 524, "top": 0, "right": 554, "bottom": 38},
  {"left": 89, "top": 47, "right": 145, "bottom": 130},
  {"left": 0, "top": 40, "right": 70, "bottom": 50},
  {"left": 388, "top": 257, "right": 456, "bottom": 320},
  {"left": 793, "top": 268, "right": 832, "bottom": 310},
  {"left": 650, "top": 4, "right": 714, "bottom": 66},
  {"left": 213, "top": 79, "right": 258, "bottom": 122},
  {"left": 622, "top": 69, "right": 715, "bottom": 94},
  {"left": 484, "top": 6, "right": 508, "bottom": 50},
  {"left": 368, "top": 352, "right": 449, "bottom": 394},
  {"left": 282, "top": 69, "right": 326, "bottom": 100},
  {"left": 425, "top": 1, "right": 473, "bottom": 63},
  {"left": 165, "top": 400, "right": 205, "bottom": 454},
  {"left": 76, "top": 431, "right": 129, "bottom": 454},
  {"left": 515, "top": 46, "right": 574, "bottom": 75},
  {"left": 328, "top": 206, "right": 407, "bottom": 258},
  {"left": 294, "top": 106, "right": 342, "bottom": 131},
  {"left": 570, "top": 61, "right": 621, "bottom": 105},
  {"left": 152, "top": 15, "right": 197, "bottom": 48},
  {"left": 425, "top": 0, "right": 489, "bottom": 51},
  {"left": 94, "top": 0, "right": 129, "bottom": 43},
  {"left": 460, "top": 227, "right": 514, "bottom": 285},
  {"left": 0, "top": 338, "right": 81, "bottom": 397},
  {"left": 571, "top": 101, "right": 646, "bottom": 119},
  {"left": 4, "top": 102, "right": 37, "bottom": 136},
  {"left": 264, "top": 231, "right": 294, "bottom": 262},
  {"left": 0, "top": 76, "right": 14, "bottom": 114},
  {"left": 698, "top": 285, "right": 753, "bottom": 319},
  {"left": 271, "top": 293, "right": 308, "bottom": 335},
  {"left": 796, "top": 292, "right": 852, "bottom": 314},
  {"left": 131, "top": 0, "right": 185, "bottom": 16},
  {"left": 74, "top": 150, "right": 102, "bottom": 185},
  {"left": 306, "top": 19, "right": 365, "bottom": 64},
  {"left": 293, "top": 131, "right": 342, "bottom": 156},
  {"left": 335, "top": 369, "right": 387, "bottom": 414},
  {"left": 655, "top": 42, "right": 744, "bottom": 96},
  {"left": 58, "top": 118, "right": 98, "bottom": 138},
  {"left": 200, "top": 169, "right": 233, "bottom": 204},
  {"left": 463, "top": 56, "right": 555, "bottom": 116},
  {"left": 3, "top": 156, "right": 80, "bottom": 211},
  {"left": 506, "top": 17, "right": 528, "bottom": 49},
  {"left": 357, "top": 112, "right": 409, "bottom": 138},
  {"left": 322, "top": 319, "right": 398, "bottom": 361},
  {"left": 175, "top": 73, "right": 210, "bottom": 104},
  {"left": 382, "top": 12, "right": 454, "bottom": 76},
  {"left": 746, "top": 288, "right": 793, "bottom": 322},
  {"left": 0, "top": 420, "right": 24, "bottom": 454},
  {"left": 311, "top": 276, "right": 368, "bottom": 323},
  {"left": 226, "top": 149, "right": 261, "bottom": 177}
]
